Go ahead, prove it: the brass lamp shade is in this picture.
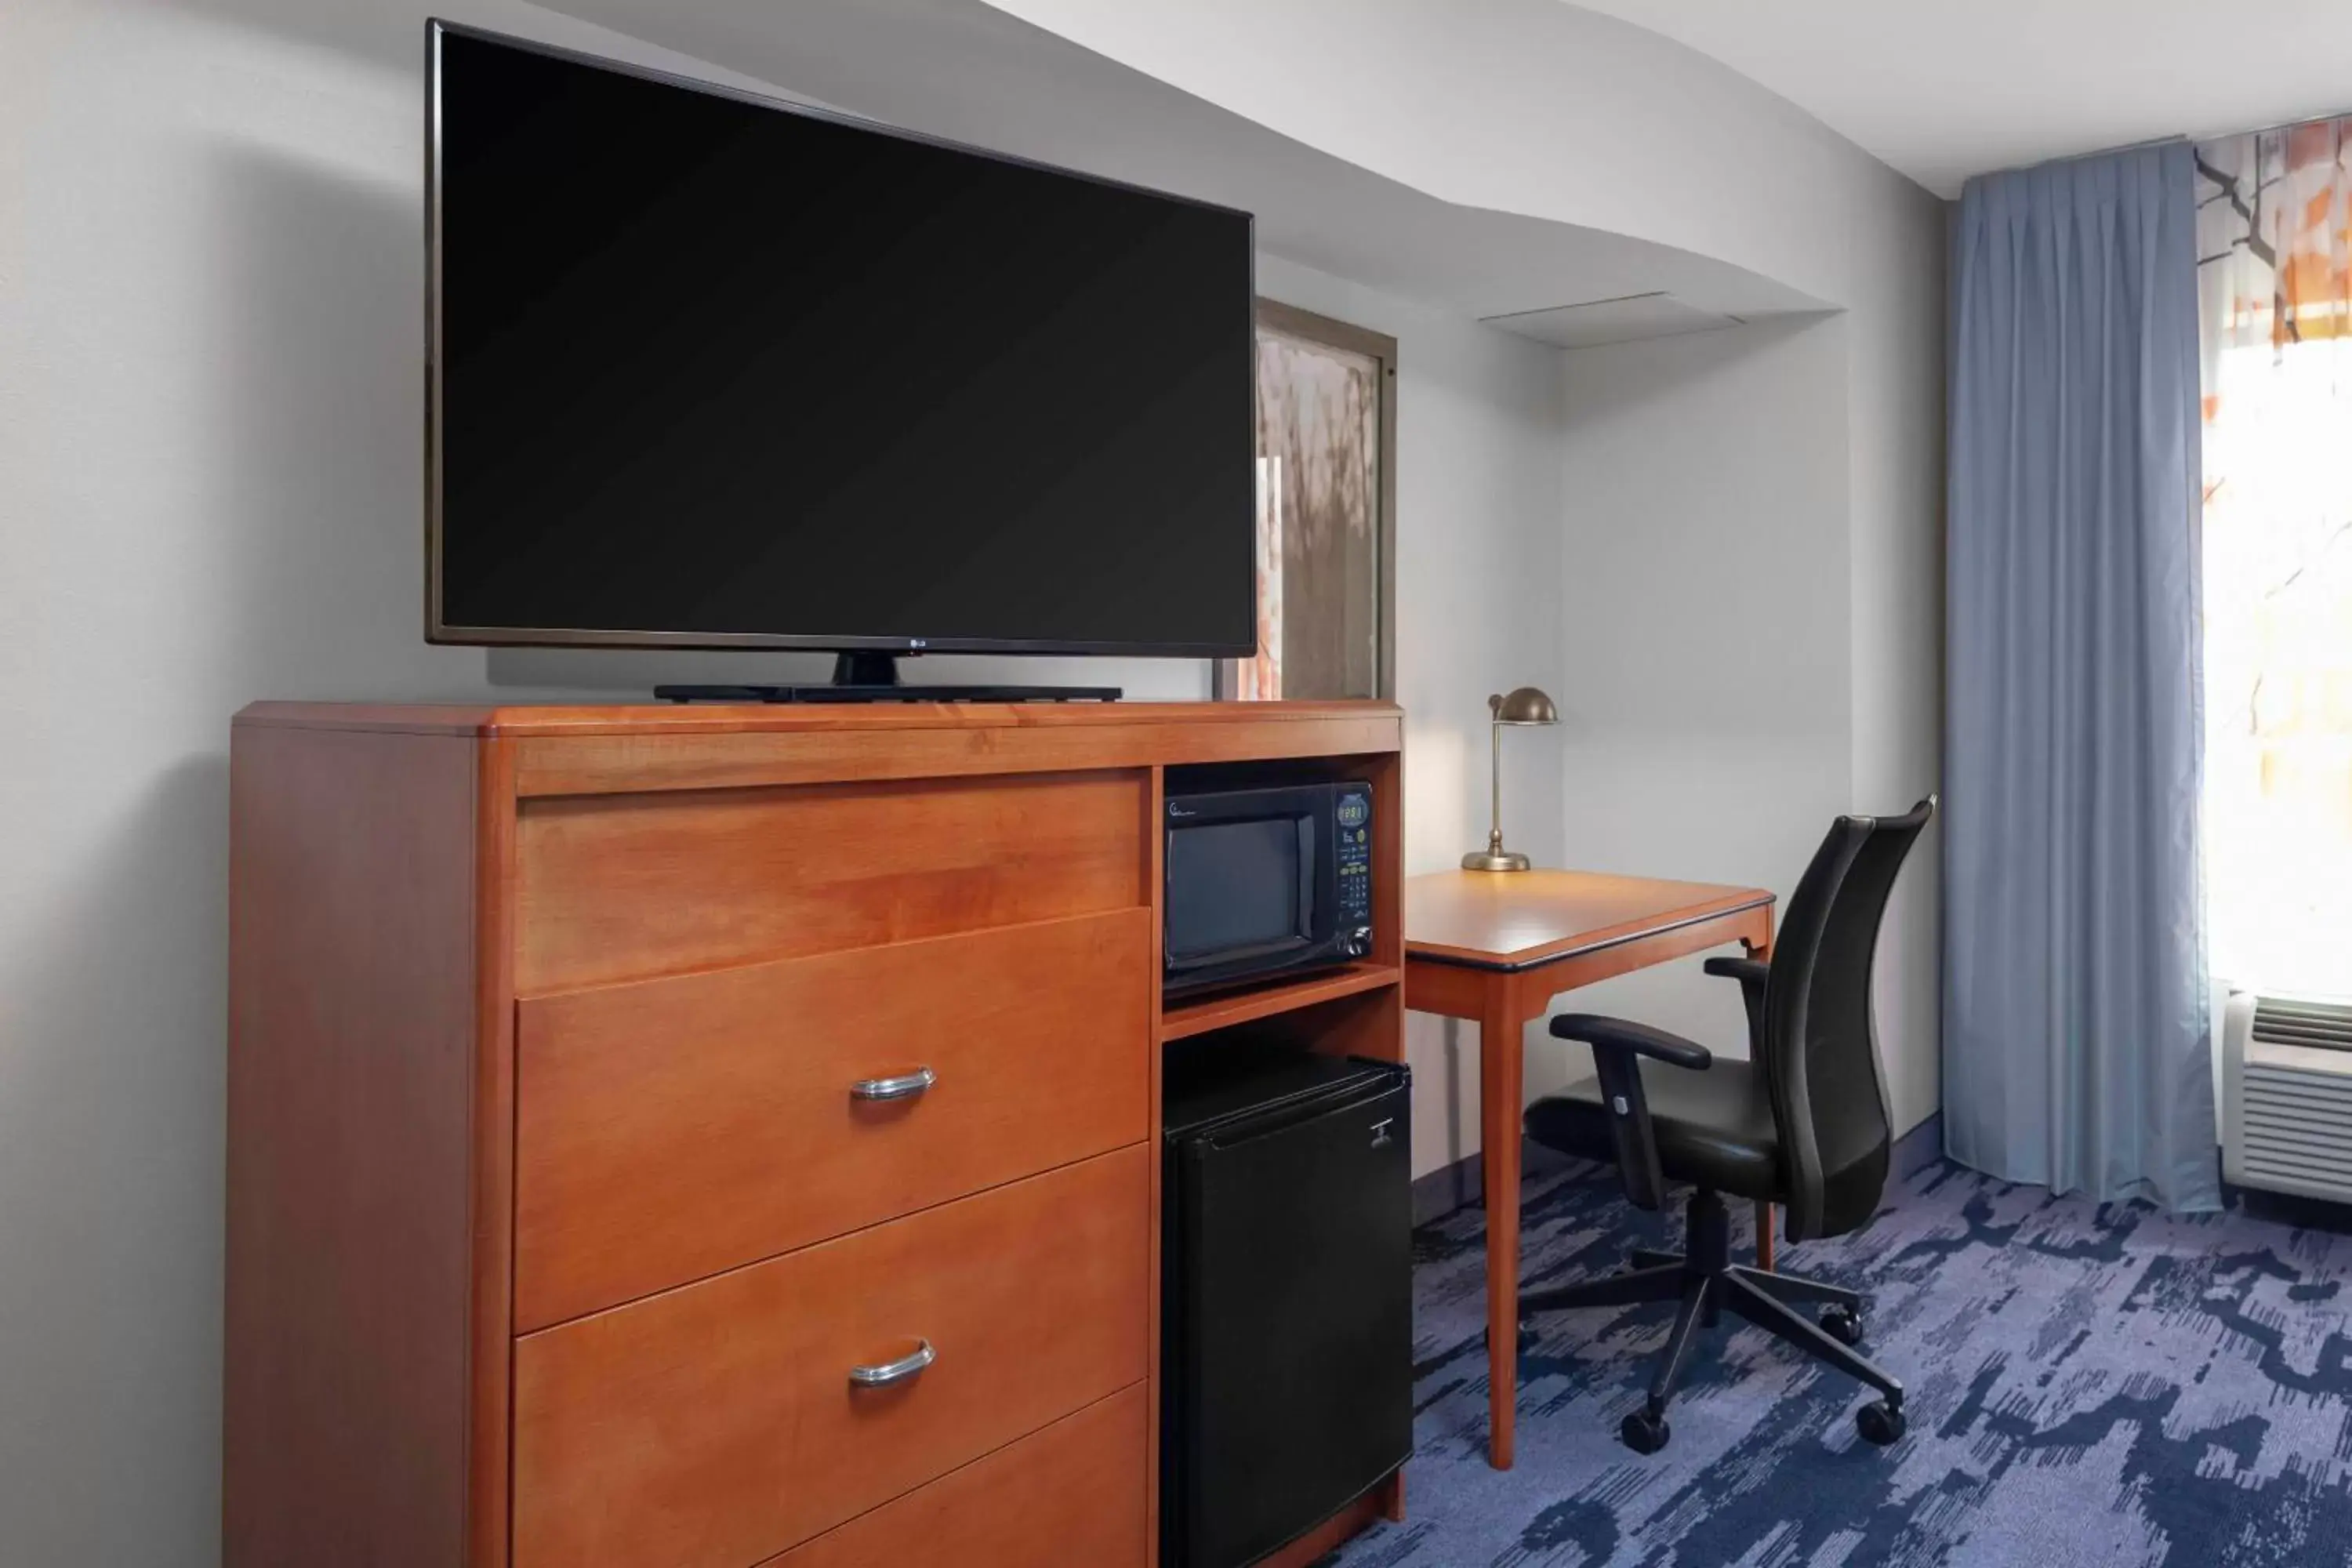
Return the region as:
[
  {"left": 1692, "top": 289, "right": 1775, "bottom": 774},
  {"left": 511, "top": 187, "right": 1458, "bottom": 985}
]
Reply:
[
  {"left": 1491, "top": 687, "right": 1559, "bottom": 726},
  {"left": 1464, "top": 686, "right": 1559, "bottom": 872}
]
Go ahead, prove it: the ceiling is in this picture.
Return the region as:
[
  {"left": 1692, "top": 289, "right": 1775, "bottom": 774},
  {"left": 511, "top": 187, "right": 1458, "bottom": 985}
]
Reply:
[
  {"left": 1570, "top": 0, "right": 2352, "bottom": 196},
  {"left": 541, "top": 0, "right": 1823, "bottom": 321}
]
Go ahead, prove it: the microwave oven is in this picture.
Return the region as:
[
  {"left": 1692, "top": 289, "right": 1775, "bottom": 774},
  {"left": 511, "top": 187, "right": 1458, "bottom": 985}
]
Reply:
[{"left": 1163, "top": 782, "right": 1374, "bottom": 998}]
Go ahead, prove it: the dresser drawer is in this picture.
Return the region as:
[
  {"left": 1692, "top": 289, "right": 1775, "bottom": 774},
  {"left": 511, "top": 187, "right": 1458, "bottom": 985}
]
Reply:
[
  {"left": 511, "top": 1145, "right": 1151, "bottom": 1568},
  {"left": 759, "top": 1385, "right": 1147, "bottom": 1568},
  {"left": 515, "top": 771, "right": 1147, "bottom": 993},
  {"left": 514, "top": 909, "right": 1152, "bottom": 1329}
]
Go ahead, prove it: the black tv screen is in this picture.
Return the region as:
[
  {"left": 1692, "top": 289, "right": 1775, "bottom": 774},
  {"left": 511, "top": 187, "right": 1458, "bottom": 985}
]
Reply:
[{"left": 426, "top": 24, "right": 1257, "bottom": 655}]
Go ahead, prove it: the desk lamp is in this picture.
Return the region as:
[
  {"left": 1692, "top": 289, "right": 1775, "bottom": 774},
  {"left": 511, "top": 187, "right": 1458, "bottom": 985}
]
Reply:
[{"left": 1462, "top": 687, "right": 1559, "bottom": 872}]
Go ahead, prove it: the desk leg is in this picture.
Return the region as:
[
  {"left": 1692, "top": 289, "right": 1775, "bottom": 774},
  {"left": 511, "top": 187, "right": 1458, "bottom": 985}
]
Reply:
[{"left": 1480, "top": 987, "right": 1524, "bottom": 1472}]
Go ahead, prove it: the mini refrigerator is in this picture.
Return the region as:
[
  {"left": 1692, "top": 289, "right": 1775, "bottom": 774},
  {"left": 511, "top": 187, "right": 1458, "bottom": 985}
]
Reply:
[{"left": 1160, "top": 1047, "right": 1414, "bottom": 1568}]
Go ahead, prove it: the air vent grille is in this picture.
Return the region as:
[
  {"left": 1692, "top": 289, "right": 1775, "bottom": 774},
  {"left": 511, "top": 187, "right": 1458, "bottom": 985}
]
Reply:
[
  {"left": 1478, "top": 292, "right": 1744, "bottom": 350},
  {"left": 2226, "top": 993, "right": 2352, "bottom": 1201},
  {"left": 2241, "top": 1057, "right": 2352, "bottom": 1201},
  {"left": 2253, "top": 996, "right": 2352, "bottom": 1052}
]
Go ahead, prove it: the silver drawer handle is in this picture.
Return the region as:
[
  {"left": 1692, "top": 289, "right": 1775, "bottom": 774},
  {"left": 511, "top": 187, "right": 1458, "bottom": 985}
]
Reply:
[
  {"left": 849, "top": 1338, "right": 936, "bottom": 1388},
  {"left": 850, "top": 1066, "right": 937, "bottom": 1102}
]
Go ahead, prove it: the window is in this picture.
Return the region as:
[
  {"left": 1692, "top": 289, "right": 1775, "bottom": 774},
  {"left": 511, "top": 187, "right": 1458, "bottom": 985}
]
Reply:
[
  {"left": 1221, "top": 301, "right": 1396, "bottom": 701},
  {"left": 2196, "top": 122, "right": 2352, "bottom": 996}
]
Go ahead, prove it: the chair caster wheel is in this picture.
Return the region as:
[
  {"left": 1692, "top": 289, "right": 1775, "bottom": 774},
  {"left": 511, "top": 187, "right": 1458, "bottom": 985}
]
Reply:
[
  {"left": 1855, "top": 1400, "right": 1905, "bottom": 1446},
  {"left": 1820, "top": 1305, "right": 1864, "bottom": 1346},
  {"left": 1620, "top": 1407, "right": 1671, "bottom": 1455}
]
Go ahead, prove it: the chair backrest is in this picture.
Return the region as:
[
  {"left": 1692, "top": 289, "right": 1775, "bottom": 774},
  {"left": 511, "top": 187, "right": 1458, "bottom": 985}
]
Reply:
[{"left": 1762, "top": 797, "right": 1935, "bottom": 1242}]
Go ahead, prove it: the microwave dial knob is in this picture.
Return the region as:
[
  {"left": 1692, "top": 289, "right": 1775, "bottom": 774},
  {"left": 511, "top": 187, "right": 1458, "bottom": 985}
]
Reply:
[{"left": 1345, "top": 926, "right": 1374, "bottom": 958}]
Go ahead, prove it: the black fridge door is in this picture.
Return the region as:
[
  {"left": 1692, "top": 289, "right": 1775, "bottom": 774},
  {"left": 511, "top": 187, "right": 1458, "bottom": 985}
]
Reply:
[{"left": 1167, "top": 1070, "right": 1412, "bottom": 1568}]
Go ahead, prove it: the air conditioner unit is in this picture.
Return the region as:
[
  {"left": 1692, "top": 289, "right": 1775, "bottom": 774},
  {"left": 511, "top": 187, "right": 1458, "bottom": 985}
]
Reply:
[{"left": 2222, "top": 992, "right": 2352, "bottom": 1201}]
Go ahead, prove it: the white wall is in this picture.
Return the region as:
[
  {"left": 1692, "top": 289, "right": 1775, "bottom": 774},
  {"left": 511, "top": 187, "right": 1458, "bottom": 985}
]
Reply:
[
  {"left": 1541, "top": 310, "right": 1946, "bottom": 1136},
  {"left": 1840, "top": 193, "right": 1950, "bottom": 1140},
  {"left": 1541, "top": 317, "right": 1852, "bottom": 1084},
  {"left": 1254, "top": 256, "right": 1567, "bottom": 1178},
  {"left": 1540, "top": 304, "right": 1947, "bottom": 1139}
]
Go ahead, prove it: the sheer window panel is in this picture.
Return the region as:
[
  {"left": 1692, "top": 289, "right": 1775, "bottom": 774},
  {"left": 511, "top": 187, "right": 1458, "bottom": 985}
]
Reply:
[{"left": 2197, "top": 121, "right": 2352, "bottom": 998}]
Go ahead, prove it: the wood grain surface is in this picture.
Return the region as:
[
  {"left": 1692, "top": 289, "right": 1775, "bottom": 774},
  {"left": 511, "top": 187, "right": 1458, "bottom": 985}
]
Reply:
[
  {"left": 511, "top": 1148, "right": 1151, "bottom": 1568},
  {"left": 514, "top": 771, "right": 1146, "bottom": 993},
  {"left": 224, "top": 725, "right": 490, "bottom": 1567},
  {"left": 1404, "top": 868, "right": 1772, "bottom": 971},
  {"left": 225, "top": 700, "right": 1409, "bottom": 1567},
  {"left": 514, "top": 909, "right": 1152, "bottom": 1329},
  {"left": 759, "top": 1386, "right": 1148, "bottom": 1568}
]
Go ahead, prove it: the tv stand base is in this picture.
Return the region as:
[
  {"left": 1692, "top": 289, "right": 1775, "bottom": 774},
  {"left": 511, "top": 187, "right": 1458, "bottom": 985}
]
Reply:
[
  {"left": 655, "top": 650, "right": 1119, "bottom": 704},
  {"left": 653, "top": 684, "right": 1123, "bottom": 705}
]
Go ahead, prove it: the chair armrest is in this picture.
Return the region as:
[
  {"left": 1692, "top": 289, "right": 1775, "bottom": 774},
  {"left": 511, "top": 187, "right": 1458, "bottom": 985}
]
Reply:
[
  {"left": 1548, "top": 1014, "right": 1714, "bottom": 1070},
  {"left": 1545, "top": 1014, "right": 1712, "bottom": 1210},
  {"left": 1701, "top": 956, "right": 1769, "bottom": 987},
  {"left": 1703, "top": 955, "right": 1770, "bottom": 1056}
]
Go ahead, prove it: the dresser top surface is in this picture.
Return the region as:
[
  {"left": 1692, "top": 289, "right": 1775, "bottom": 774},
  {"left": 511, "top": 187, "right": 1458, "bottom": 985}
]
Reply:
[{"left": 235, "top": 699, "right": 1402, "bottom": 739}]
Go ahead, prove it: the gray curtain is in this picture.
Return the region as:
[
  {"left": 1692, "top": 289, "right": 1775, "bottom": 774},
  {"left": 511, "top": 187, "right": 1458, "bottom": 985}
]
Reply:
[{"left": 1944, "top": 143, "right": 2220, "bottom": 1210}]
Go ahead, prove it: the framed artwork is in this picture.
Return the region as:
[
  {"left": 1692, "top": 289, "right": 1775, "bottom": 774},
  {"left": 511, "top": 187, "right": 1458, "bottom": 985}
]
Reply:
[{"left": 1219, "top": 299, "right": 1397, "bottom": 701}]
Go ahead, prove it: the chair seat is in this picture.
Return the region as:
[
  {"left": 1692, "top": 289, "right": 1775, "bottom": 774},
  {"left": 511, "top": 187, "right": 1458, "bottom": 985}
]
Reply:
[{"left": 1525, "top": 1058, "right": 1782, "bottom": 1202}]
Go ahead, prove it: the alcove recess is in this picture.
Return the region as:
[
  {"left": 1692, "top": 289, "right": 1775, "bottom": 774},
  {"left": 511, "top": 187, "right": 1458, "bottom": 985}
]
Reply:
[{"left": 1155, "top": 752, "right": 1402, "bottom": 1051}]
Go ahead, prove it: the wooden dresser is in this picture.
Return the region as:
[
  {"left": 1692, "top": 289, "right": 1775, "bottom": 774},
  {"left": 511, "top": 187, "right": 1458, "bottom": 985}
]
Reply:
[{"left": 224, "top": 700, "right": 1406, "bottom": 1568}]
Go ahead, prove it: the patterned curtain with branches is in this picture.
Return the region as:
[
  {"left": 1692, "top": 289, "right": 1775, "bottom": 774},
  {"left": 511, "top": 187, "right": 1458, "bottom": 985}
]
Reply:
[{"left": 2194, "top": 120, "right": 2352, "bottom": 997}]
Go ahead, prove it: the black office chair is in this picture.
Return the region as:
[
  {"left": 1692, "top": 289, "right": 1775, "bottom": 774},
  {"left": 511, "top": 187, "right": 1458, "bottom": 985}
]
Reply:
[{"left": 1517, "top": 797, "right": 1934, "bottom": 1456}]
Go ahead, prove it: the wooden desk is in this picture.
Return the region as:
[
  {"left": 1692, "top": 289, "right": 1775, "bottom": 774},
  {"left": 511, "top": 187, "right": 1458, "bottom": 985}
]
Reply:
[{"left": 1403, "top": 869, "right": 1775, "bottom": 1471}]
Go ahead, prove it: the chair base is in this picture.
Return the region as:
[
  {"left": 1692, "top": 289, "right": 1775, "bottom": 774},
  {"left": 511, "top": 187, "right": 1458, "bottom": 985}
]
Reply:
[{"left": 1515, "top": 1190, "right": 1904, "bottom": 1450}]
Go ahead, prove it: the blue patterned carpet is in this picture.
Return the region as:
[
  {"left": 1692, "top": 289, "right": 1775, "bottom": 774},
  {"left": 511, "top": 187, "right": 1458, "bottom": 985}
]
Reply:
[{"left": 1326, "top": 1158, "right": 2352, "bottom": 1567}]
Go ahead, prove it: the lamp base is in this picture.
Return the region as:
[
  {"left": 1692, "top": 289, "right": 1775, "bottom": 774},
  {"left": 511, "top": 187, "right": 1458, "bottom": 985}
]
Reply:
[{"left": 1461, "top": 848, "right": 1534, "bottom": 873}]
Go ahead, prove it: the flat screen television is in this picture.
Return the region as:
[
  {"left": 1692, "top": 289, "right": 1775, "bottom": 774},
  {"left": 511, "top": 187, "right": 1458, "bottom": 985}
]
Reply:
[{"left": 426, "top": 22, "right": 1258, "bottom": 661}]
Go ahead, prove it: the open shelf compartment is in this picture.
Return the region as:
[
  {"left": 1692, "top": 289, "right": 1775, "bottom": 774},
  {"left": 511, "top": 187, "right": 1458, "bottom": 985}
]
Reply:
[{"left": 1159, "top": 960, "right": 1401, "bottom": 1042}]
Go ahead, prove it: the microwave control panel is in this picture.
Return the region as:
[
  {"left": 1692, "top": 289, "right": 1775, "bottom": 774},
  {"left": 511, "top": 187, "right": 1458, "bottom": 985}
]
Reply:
[{"left": 1335, "top": 783, "right": 1374, "bottom": 956}]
